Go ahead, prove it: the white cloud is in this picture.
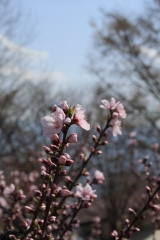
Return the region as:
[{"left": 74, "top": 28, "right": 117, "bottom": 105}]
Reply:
[
  {"left": 0, "top": 34, "right": 68, "bottom": 83},
  {"left": 0, "top": 64, "right": 67, "bottom": 82},
  {"left": 0, "top": 34, "right": 48, "bottom": 61}
]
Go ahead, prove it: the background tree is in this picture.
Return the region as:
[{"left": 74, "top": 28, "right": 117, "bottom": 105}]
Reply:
[{"left": 79, "top": 0, "right": 160, "bottom": 238}]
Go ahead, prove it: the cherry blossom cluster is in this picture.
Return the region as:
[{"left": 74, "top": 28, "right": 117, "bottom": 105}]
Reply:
[
  {"left": 0, "top": 98, "right": 127, "bottom": 240},
  {"left": 100, "top": 98, "right": 127, "bottom": 136}
]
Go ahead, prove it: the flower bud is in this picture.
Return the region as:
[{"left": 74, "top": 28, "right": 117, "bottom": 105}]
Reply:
[
  {"left": 92, "top": 135, "right": 97, "bottom": 142},
  {"left": 65, "top": 176, "right": 72, "bottom": 182},
  {"left": 58, "top": 189, "right": 71, "bottom": 197},
  {"left": 65, "top": 159, "right": 74, "bottom": 166},
  {"left": 43, "top": 146, "right": 51, "bottom": 154},
  {"left": 22, "top": 221, "right": 28, "bottom": 230},
  {"left": 58, "top": 155, "right": 66, "bottom": 165},
  {"left": 50, "top": 144, "right": 59, "bottom": 151},
  {"left": 132, "top": 227, "right": 140, "bottom": 232},
  {"left": 112, "top": 112, "right": 118, "bottom": 118},
  {"left": 64, "top": 117, "right": 71, "bottom": 125},
  {"left": 101, "top": 141, "right": 108, "bottom": 145},
  {"left": 83, "top": 202, "right": 91, "bottom": 208},
  {"left": 146, "top": 186, "right": 151, "bottom": 194},
  {"left": 25, "top": 206, "right": 34, "bottom": 213},
  {"left": 59, "top": 170, "right": 67, "bottom": 176},
  {"left": 128, "top": 208, "right": 136, "bottom": 215},
  {"left": 48, "top": 216, "right": 56, "bottom": 223},
  {"left": 36, "top": 230, "right": 42, "bottom": 235},
  {"left": 125, "top": 219, "right": 130, "bottom": 225},
  {"left": 90, "top": 146, "right": 95, "bottom": 152},
  {"left": 40, "top": 203, "right": 46, "bottom": 211},
  {"left": 96, "top": 150, "right": 102, "bottom": 155},
  {"left": 52, "top": 105, "right": 57, "bottom": 111},
  {"left": 96, "top": 125, "right": 101, "bottom": 133},
  {"left": 44, "top": 234, "right": 51, "bottom": 239},
  {"left": 60, "top": 101, "right": 69, "bottom": 111},
  {"left": 80, "top": 153, "right": 85, "bottom": 162},
  {"left": 9, "top": 235, "right": 18, "bottom": 240},
  {"left": 67, "top": 133, "right": 77, "bottom": 143},
  {"left": 111, "top": 230, "right": 118, "bottom": 237},
  {"left": 34, "top": 190, "right": 42, "bottom": 197},
  {"left": 50, "top": 134, "right": 60, "bottom": 144}
]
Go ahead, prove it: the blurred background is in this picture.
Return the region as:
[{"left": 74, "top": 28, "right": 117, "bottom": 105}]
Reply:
[{"left": 1, "top": 0, "right": 160, "bottom": 239}]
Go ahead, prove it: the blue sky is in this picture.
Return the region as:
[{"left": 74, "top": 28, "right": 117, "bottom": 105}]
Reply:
[{"left": 19, "top": 0, "right": 145, "bottom": 89}]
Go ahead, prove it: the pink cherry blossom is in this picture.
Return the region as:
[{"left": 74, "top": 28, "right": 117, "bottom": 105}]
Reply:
[
  {"left": 94, "top": 170, "right": 105, "bottom": 184},
  {"left": 110, "top": 119, "right": 122, "bottom": 137},
  {"left": 75, "top": 183, "right": 97, "bottom": 200},
  {"left": 72, "top": 104, "right": 90, "bottom": 130},
  {"left": 41, "top": 107, "right": 65, "bottom": 137},
  {"left": 100, "top": 98, "right": 119, "bottom": 110},
  {"left": 3, "top": 183, "right": 15, "bottom": 196},
  {"left": 117, "top": 103, "right": 127, "bottom": 118}
]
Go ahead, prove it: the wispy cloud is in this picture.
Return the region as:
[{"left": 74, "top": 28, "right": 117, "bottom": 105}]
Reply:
[
  {"left": 0, "top": 34, "right": 48, "bottom": 61},
  {"left": 0, "top": 64, "right": 67, "bottom": 82},
  {"left": 0, "top": 34, "right": 67, "bottom": 82}
]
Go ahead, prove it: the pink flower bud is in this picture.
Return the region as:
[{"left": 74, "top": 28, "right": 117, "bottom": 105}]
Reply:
[
  {"left": 150, "top": 204, "right": 160, "bottom": 211},
  {"left": 9, "top": 235, "right": 17, "bottom": 240},
  {"left": 65, "top": 176, "right": 72, "bottom": 182},
  {"left": 128, "top": 208, "right": 136, "bottom": 215},
  {"left": 59, "top": 170, "right": 66, "bottom": 176},
  {"left": 64, "top": 117, "right": 71, "bottom": 125},
  {"left": 132, "top": 227, "right": 140, "bottom": 232},
  {"left": 36, "top": 230, "right": 42, "bottom": 235},
  {"left": 65, "top": 159, "right": 74, "bottom": 166},
  {"left": 96, "top": 125, "right": 101, "bottom": 133},
  {"left": 83, "top": 202, "right": 92, "bottom": 208},
  {"left": 59, "top": 189, "right": 71, "bottom": 197},
  {"left": 58, "top": 155, "right": 66, "bottom": 165},
  {"left": 111, "top": 230, "right": 118, "bottom": 237},
  {"left": 40, "top": 203, "right": 46, "bottom": 211},
  {"left": 43, "top": 146, "right": 51, "bottom": 154},
  {"left": 25, "top": 206, "right": 34, "bottom": 213},
  {"left": 101, "top": 141, "right": 108, "bottom": 145},
  {"left": 22, "top": 221, "right": 28, "bottom": 229},
  {"left": 52, "top": 105, "right": 57, "bottom": 111},
  {"left": 96, "top": 150, "right": 102, "bottom": 155},
  {"left": 60, "top": 101, "right": 69, "bottom": 111},
  {"left": 80, "top": 153, "right": 86, "bottom": 162},
  {"left": 50, "top": 144, "right": 59, "bottom": 151},
  {"left": 90, "top": 146, "right": 95, "bottom": 152},
  {"left": 112, "top": 112, "right": 118, "bottom": 118},
  {"left": 67, "top": 133, "right": 77, "bottom": 143},
  {"left": 82, "top": 171, "right": 89, "bottom": 176},
  {"left": 92, "top": 135, "right": 97, "bottom": 142},
  {"left": 146, "top": 186, "right": 151, "bottom": 194},
  {"left": 48, "top": 216, "right": 56, "bottom": 223},
  {"left": 50, "top": 134, "right": 60, "bottom": 144},
  {"left": 125, "top": 219, "right": 130, "bottom": 225}
]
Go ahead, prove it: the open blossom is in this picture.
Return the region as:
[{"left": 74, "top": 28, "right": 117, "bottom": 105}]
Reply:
[
  {"left": 117, "top": 103, "right": 127, "bottom": 118},
  {"left": 76, "top": 183, "right": 97, "bottom": 200},
  {"left": 41, "top": 107, "right": 65, "bottom": 137},
  {"left": 100, "top": 98, "right": 126, "bottom": 119},
  {"left": 3, "top": 183, "right": 15, "bottom": 196},
  {"left": 94, "top": 170, "right": 105, "bottom": 184},
  {"left": 100, "top": 98, "right": 119, "bottom": 110},
  {"left": 110, "top": 119, "right": 122, "bottom": 137},
  {"left": 72, "top": 104, "right": 90, "bottom": 130}
]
